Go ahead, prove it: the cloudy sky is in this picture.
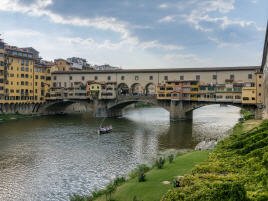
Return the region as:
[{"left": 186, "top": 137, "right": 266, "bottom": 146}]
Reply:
[{"left": 0, "top": 0, "right": 267, "bottom": 68}]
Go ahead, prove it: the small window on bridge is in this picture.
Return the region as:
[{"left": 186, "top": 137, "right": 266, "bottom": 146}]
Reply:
[
  {"left": 95, "top": 76, "right": 98, "bottom": 80},
  {"left": 69, "top": 76, "right": 72, "bottom": 80},
  {"left": 180, "top": 75, "right": 184, "bottom": 80},
  {"left": 196, "top": 75, "right": 200, "bottom": 80},
  {"left": 82, "top": 76, "right": 85, "bottom": 81},
  {"left": 248, "top": 74, "right": 252, "bottom": 79},
  {"left": 164, "top": 76, "right": 168, "bottom": 81},
  {"left": 121, "top": 76, "right": 124, "bottom": 80},
  {"left": 135, "top": 76, "right": 139, "bottom": 80},
  {"left": 149, "top": 76, "right": 153, "bottom": 80},
  {"left": 213, "top": 75, "right": 217, "bottom": 80},
  {"left": 230, "top": 74, "right": 234, "bottom": 80},
  {"left": 107, "top": 76, "right": 111, "bottom": 80}
]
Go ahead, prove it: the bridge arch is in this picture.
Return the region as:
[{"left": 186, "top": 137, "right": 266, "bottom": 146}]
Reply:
[
  {"left": 117, "top": 83, "right": 130, "bottom": 95},
  {"left": 130, "top": 83, "right": 144, "bottom": 95},
  {"left": 145, "top": 82, "right": 156, "bottom": 96}
]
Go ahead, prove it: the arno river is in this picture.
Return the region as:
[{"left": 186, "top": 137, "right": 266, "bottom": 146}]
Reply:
[{"left": 0, "top": 105, "right": 240, "bottom": 201}]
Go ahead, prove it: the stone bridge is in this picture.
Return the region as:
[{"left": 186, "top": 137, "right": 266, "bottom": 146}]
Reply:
[{"left": 32, "top": 95, "right": 262, "bottom": 120}]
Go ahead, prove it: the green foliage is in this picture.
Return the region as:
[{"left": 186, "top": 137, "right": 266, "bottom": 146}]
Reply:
[
  {"left": 113, "top": 177, "right": 126, "bottom": 186},
  {"left": 138, "top": 171, "right": 146, "bottom": 182},
  {"left": 69, "top": 176, "right": 126, "bottom": 201},
  {"left": 161, "top": 120, "right": 268, "bottom": 201},
  {"left": 69, "top": 194, "right": 93, "bottom": 201},
  {"left": 128, "top": 164, "right": 151, "bottom": 179},
  {"left": 240, "top": 109, "right": 254, "bottom": 120},
  {"left": 168, "top": 155, "right": 174, "bottom": 163},
  {"left": 155, "top": 157, "right": 166, "bottom": 169}
]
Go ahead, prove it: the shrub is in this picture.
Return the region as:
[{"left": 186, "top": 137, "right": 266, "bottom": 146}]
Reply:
[
  {"left": 138, "top": 171, "right": 146, "bottom": 182},
  {"left": 240, "top": 109, "right": 254, "bottom": 120},
  {"left": 155, "top": 157, "right": 165, "bottom": 169},
  {"left": 113, "top": 177, "right": 126, "bottom": 186},
  {"left": 129, "top": 164, "right": 150, "bottom": 179},
  {"left": 168, "top": 154, "right": 174, "bottom": 163}
]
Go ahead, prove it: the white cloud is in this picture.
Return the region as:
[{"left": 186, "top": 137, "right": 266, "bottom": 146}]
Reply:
[
  {"left": 158, "top": 16, "right": 176, "bottom": 23},
  {"left": 164, "top": 53, "right": 211, "bottom": 66},
  {"left": 181, "top": 0, "right": 264, "bottom": 32},
  {"left": 208, "top": 37, "right": 240, "bottom": 48},
  {"left": 159, "top": 4, "right": 168, "bottom": 9}
]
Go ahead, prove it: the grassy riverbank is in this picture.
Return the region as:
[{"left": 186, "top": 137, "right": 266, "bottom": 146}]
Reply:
[
  {"left": 161, "top": 119, "right": 268, "bottom": 201},
  {"left": 0, "top": 113, "right": 34, "bottom": 121},
  {"left": 70, "top": 119, "right": 267, "bottom": 201},
  {"left": 70, "top": 151, "right": 210, "bottom": 201}
]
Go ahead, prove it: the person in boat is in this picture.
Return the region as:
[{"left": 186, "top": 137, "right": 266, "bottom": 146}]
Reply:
[{"left": 100, "top": 127, "right": 106, "bottom": 132}]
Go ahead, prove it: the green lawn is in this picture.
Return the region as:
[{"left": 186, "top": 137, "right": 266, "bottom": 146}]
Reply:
[{"left": 96, "top": 151, "right": 210, "bottom": 201}]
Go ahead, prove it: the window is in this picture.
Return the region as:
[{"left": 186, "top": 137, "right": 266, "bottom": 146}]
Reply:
[
  {"left": 53, "top": 76, "right": 57, "bottom": 80},
  {"left": 180, "top": 75, "right": 184, "bottom": 80},
  {"left": 35, "top": 75, "right": 38, "bottom": 79},
  {"left": 135, "top": 76, "right": 139, "bottom": 81},
  {"left": 230, "top": 74, "right": 234, "bottom": 80},
  {"left": 94, "top": 76, "right": 98, "bottom": 80},
  {"left": 21, "top": 60, "right": 24, "bottom": 66},
  {"left": 107, "top": 76, "right": 111, "bottom": 80},
  {"left": 21, "top": 67, "right": 24, "bottom": 71},
  {"left": 252, "top": 97, "right": 255, "bottom": 100},
  {"left": 196, "top": 75, "right": 200, "bottom": 80},
  {"left": 53, "top": 82, "right": 56, "bottom": 87},
  {"left": 69, "top": 76, "right": 72, "bottom": 80},
  {"left": 121, "top": 76, "right": 125, "bottom": 80},
  {"left": 164, "top": 76, "right": 168, "bottom": 81},
  {"left": 149, "top": 76, "right": 153, "bottom": 80},
  {"left": 21, "top": 74, "right": 24, "bottom": 78},
  {"left": 248, "top": 74, "right": 252, "bottom": 79},
  {"left": 213, "top": 75, "right": 217, "bottom": 80},
  {"left": 35, "top": 82, "right": 37, "bottom": 86},
  {"left": 64, "top": 82, "right": 67, "bottom": 88},
  {"left": 25, "top": 60, "right": 29, "bottom": 66},
  {"left": 82, "top": 76, "right": 85, "bottom": 81},
  {"left": 259, "top": 84, "right": 262, "bottom": 87},
  {"left": 25, "top": 74, "right": 28, "bottom": 78},
  {"left": 21, "top": 81, "right": 24, "bottom": 85},
  {"left": 259, "top": 93, "right": 262, "bottom": 96}
]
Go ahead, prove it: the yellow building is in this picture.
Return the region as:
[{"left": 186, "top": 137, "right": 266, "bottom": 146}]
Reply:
[
  {"left": 34, "top": 63, "right": 52, "bottom": 102},
  {"left": 51, "top": 59, "right": 70, "bottom": 72},
  {"left": 0, "top": 39, "right": 4, "bottom": 101},
  {"left": 86, "top": 81, "right": 102, "bottom": 99},
  {"left": 242, "top": 72, "right": 263, "bottom": 104},
  {"left": 242, "top": 84, "right": 256, "bottom": 104},
  {"left": 1, "top": 44, "right": 35, "bottom": 104}
]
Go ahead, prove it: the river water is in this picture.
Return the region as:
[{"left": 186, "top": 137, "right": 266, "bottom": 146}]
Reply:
[{"left": 0, "top": 105, "right": 240, "bottom": 201}]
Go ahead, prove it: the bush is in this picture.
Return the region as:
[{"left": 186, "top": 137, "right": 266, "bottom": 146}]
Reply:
[
  {"left": 113, "top": 177, "right": 126, "bottom": 186},
  {"left": 240, "top": 109, "right": 254, "bottom": 120},
  {"left": 129, "top": 164, "right": 151, "bottom": 179},
  {"left": 138, "top": 171, "right": 146, "bottom": 182},
  {"left": 168, "top": 154, "right": 174, "bottom": 163},
  {"left": 161, "top": 120, "right": 268, "bottom": 201},
  {"left": 155, "top": 157, "right": 165, "bottom": 169}
]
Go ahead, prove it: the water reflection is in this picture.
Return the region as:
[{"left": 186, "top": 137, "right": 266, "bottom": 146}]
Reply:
[{"left": 0, "top": 105, "right": 240, "bottom": 201}]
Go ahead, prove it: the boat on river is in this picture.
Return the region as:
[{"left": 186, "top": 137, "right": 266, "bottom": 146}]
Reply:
[{"left": 99, "top": 126, "right": 113, "bottom": 134}]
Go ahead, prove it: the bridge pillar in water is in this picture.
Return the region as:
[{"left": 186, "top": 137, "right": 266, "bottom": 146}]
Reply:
[{"left": 169, "top": 101, "right": 193, "bottom": 120}]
